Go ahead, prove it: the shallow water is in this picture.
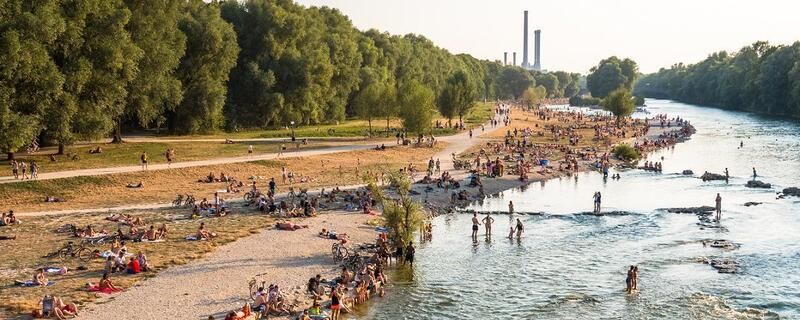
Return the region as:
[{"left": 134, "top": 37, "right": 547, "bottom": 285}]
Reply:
[{"left": 364, "top": 99, "right": 800, "bottom": 319}]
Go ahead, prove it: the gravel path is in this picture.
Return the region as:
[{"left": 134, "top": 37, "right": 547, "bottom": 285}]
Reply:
[{"left": 76, "top": 211, "right": 377, "bottom": 320}]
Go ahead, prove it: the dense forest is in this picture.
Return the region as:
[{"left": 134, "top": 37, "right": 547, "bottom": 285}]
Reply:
[
  {"left": 635, "top": 41, "right": 800, "bottom": 119},
  {"left": 0, "top": 0, "right": 581, "bottom": 157}
]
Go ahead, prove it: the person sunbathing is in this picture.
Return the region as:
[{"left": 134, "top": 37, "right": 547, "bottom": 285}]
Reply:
[
  {"left": 252, "top": 287, "right": 268, "bottom": 313},
  {"left": 156, "top": 224, "right": 168, "bottom": 239},
  {"left": 197, "top": 222, "right": 216, "bottom": 240},
  {"left": 276, "top": 221, "right": 307, "bottom": 231},
  {"left": 33, "top": 268, "right": 48, "bottom": 286},
  {"left": 110, "top": 240, "right": 122, "bottom": 255},
  {"left": 52, "top": 296, "right": 78, "bottom": 319},
  {"left": 144, "top": 225, "right": 158, "bottom": 241},
  {"left": 126, "top": 181, "right": 144, "bottom": 188},
  {"left": 136, "top": 252, "right": 149, "bottom": 272},
  {"left": 44, "top": 196, "right": 65, "bottom": 203},
  {"left": 78, "top": 225, "right": 96, "bottom": 238}
]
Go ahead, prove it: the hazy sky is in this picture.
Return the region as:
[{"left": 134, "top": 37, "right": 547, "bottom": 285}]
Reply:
[{"left": 294, "top": 0, "right": 800, "bottom": 74}]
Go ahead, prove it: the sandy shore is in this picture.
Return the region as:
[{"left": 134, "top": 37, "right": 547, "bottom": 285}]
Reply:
[{"left": 76, "top": 211, "right": 377, "bottom": 320}]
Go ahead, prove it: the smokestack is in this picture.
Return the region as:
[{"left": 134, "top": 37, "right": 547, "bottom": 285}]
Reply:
[
  {"left": 513, "top": 52, "right": 516, "bottom": 66},
  {"left": 504, "top": 52, "right": 508, "bottom": 65},
  {"left": 534, "top": 29, "right": 541, "bottom": 71},
  {"left": 522, "top": 11, "right": 529, "bottom": 68}
]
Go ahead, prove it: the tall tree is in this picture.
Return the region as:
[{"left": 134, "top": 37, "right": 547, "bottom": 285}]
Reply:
[
  {"left": 602, "top": 88, "right": 635, "bottom": 126},
  {"left": 497, "top": 67, "right": 533, "bottom": 99},
  {"left": 172, "top": 0, "right": 239, "bottom": 134},
  {"left": 437, "top": 70, "right": 478, "bottom": 126},
  {"left": 120, "top": 0, "right": 186, "bottom": 139},
  {"left": 588, "top": 56, "right": 638, "bottom": 98},
  {"left": 398, "top": 81, "right": 435, "bottom": 138},
  {"left": 521, "top": 86, "right": 547, "bottom": 109},
  {"left": 351, "top": 81, "right": 385, "bottom": 134}
]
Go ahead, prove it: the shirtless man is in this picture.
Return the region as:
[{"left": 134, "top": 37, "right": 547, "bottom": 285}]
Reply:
[
  {"left": 471, "top": 213, "right": 480, "bottom": 239},
  {"left": 715, "top": 193, "right": 722, "bottom": 221},
  {"left": 144, "top": 225, "right": 158, "bottom": 241},
  {"left": 482, "top": 214, "right": 495, "bottom": 237},
  {"left": 515, "top": 218, "right": 524, "bottom": 239}
]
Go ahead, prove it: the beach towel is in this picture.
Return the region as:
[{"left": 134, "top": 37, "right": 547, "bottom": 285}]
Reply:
[
  {"left": 43, "top": 267, "right": 68, "bottom": 275},
  {"left": 16, "top": 280, "right": 55, "bottom": 287},
  {"left": 86, "top": 284, "right": 122, "bottom": 294},
  {"left": 374, "top": 227, "right": 389, "bottom": 233},
  {"left": 140, "top": 238, "right": 165, "bottom": 243},
  {"left": 185, "top": 235, "right": 207, "bottom": 241}
]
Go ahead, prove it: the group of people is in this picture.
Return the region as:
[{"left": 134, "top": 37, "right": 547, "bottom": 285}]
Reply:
[
  {"left": 10, "top": 159, "right": 39, "bottom": 180},
  {"left": 471, "top": 212, "right": 524, "bottom": 240}
]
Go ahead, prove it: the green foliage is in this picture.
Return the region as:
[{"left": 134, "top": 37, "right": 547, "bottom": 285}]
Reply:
[
  {"left": 366, "top": 172, "right": 425, "bottom": 246},
  {"left": 633, "top": 96, "right": 646, "bottom": 106},
  {"left": 496, "top": 67, "right": 533, "bottom": 99},
  {"left": 437, "top": 70, "right": 478, "bottom": 124},
  {"left": 352, "top": 82, "right": 385, "bottom": 132},
  {"left": 521, "top": 86, "right": 547, "bottom": 108},
  {"left": 587, "top": 56, "right": 639, "bottom": 98},
  {"left": 398, "top": 81, "right": 435, "bottom": 136},
  {"left": 173, "top": 0, "right": 238, "bottom": 134},
  {"left": 612, "top": 144, "right": 640, "bottom": 161},
  {"left": 635, "top": 41, "right": 800, "bottom": 118},
  {"left": 0, "top": 105, "right": 40, "bottom": 156},
  {"left": 569, "top": 96, "right": 602, "bottom": 107},
  {"left": 602, "top": 88, "right": 636, "bottom": 124}
]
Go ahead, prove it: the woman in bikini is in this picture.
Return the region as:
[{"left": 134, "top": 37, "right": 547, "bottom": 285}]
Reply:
[{"left": 98, "top": 272, "right": 119, "bottom": 291}]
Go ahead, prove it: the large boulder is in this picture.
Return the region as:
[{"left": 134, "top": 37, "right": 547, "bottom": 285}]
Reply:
[
  {"left": 782, "top": 187, "right": 800, "bottom": 197},
  {"left": 666, "top": 206, "right": 715, "bottom": 214},
  {"left": 744, "top": 201, "right": 762, "bottom": 207},
  {"left": 700, "top": 172, "right": 727, "bottom": 181},
  {"left": 706, "top": 257, "right": 739, "bottom": 273},
  {"left": 702, "top": 239, "right": 740, "bottom": 250},
  {"left": 746, "top": 180, "right": 771, "bottom": 188},
  {"left": 681, "top": 169, "right": 694, "bottom": 175}
]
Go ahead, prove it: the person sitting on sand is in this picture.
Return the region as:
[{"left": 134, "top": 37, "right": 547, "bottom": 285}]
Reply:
[
  {"left": 52, "top": 296, "right": 78, "bottom": 319},
  {"left": 110, "top": 239, "right": 123, "bottom": 255},
  {"left": 157, "top": 224, "right": 168, "bottom": 239},
  {"left": 137, "top": 252, "right": 149, "bottom": 272},
  {"left": 197, "top": 222, "right": 216, "bottom": 240},
  {"left": 127, "top": 256, "right": 140, "bottom": 274},
  {"left": 126, "top": 181, "right": 144, "bottom": 188},
  {"left": 199, "top": 198, "right": 210, "bottom": 210},
  {"left": 96, "top": 272, "right": 119, "bottom": 291},
  {"left": 251, "top": 287, "right": 268, "bottom": 313},
  {"left": 307, "top": 274, "right": 323, "bottom": 298},
  {"left": 33, "top": 268, "right": 48, "bottom": 286},
  {"left": 114, "top": 251, "right": 127, "bottom": 271},
  {"left": 78, "top": 225, "right": 96, "bottom": 238},
  {"left": 144, "top": 225, "right": 158, "bottom": 241}
]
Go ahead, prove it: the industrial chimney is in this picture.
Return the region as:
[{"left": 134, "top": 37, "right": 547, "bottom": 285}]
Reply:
[
  {"left": 504, "top": 52, "right": 508, "bottom": 65},
  {"left": 513, "top": 52, "right": 516, "bottom": 66},
  {"left": 533, "top": 29, "right": 541, "bottom": 71},
  {"left": 522, "top": 11, "right": 529, "bottom": 68}
]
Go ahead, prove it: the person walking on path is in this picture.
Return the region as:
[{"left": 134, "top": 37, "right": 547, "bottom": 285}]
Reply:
[
  {"left": 715, "top": 193, "right": 722, "bottom": 222},
  {"left": 482, "top": 214, "right": 495, "bottom": 237},
  {"left": 30, "top": 161, "right": 38, "bottom": 179},
  {"left": 10, "top": 160, "right": 18, "bottom": 179},
  {"left": 140, "top": 152, "right": 148, "bottom": 170},
  {"left": 19, "top": 161, "right": 28, "bottom": 179},
  {"left": 247, "top": 144, "right": 253, "bottom": 156},
  {"left": 471, "top": 213, "right": 480, "bottom": 240}
]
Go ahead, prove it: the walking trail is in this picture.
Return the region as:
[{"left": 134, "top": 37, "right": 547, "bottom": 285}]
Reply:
[{"left": 75, "top": 118, "right": 505, "bottom": 320}]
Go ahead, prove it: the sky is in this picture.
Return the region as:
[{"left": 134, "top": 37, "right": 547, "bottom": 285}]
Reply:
[{"left": 294, "top": 0, "right": 800, "bottom": 74}]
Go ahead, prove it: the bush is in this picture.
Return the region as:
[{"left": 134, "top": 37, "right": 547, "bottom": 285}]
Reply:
[
  {"left": 569, "top": 95, "right": 602, "bottom": 107},
  {"left": 633, "top": 95, "right": 645, "bottom": 106},
  {"left": 612, "top": 144, "right": 640, "bottom": 161}
]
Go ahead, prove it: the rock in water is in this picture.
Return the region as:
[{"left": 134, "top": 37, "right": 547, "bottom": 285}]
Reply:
[
  {"left": 743, "top": 201, "right": 762, "bottom": 207},
  {"left": 745, "top": 180, "right": 771, "bottom": 188},
  {"left": 706, "top": 258, "right": 739, "bottom": 273},
  {"left": 700, "top": 172, "right": 727, "bottom": 181},
  {"left": 702, "top": 239, "right": 740, "bottom": 250},
  {"left": 665, "top": 206, "right": 716, "bottom": 214},
  {"left": 782, "top": 187, "right": 800, "bottom": 197},
  {"left": 682, "top": 170, "right": 694, "bottom": 175}
]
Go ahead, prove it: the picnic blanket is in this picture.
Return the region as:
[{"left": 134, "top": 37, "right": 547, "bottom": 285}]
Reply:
[
  {"left": 140, "top": 238, "right": 165, "bottom": 243},
  {"left": 43, "top": 267, "right": 68, "bottom": 275},
  {"left": 16, "top": 280, "right": 55, "bottom": 287},
  {"left": 87, "top": 284, "right": 122, "bottom": 294}
]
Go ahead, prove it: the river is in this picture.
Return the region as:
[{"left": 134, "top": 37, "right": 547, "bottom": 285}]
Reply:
[{"left": 364, "top": 99, "right": 800, "bottom": 319}]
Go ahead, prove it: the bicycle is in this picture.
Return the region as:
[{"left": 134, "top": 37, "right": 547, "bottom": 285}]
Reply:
[
  {"left": 244, "top": 190, "right": 259, "bottom": 202},
  {"left": 331, "top": 242, "right": 350, "bottom": 262},
  {"left": 44, "top": 241, "right": 99, "bottom": 262},
  {"left": 184, "top": 194, "right": 196, "bottom": 207},
  {"left": 172, "top": 194, "right": 184, "bottom": 207}
]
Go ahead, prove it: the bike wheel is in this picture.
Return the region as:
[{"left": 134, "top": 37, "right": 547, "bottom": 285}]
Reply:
[
  {"left": 58, "top": 248, "right": 71, "bottom": 261},
  {"left": 78, "top": 248, "right": 95, "bottom": 261},
  {"left": 243, "top": 193, "right": 252, "bottom": 202}
]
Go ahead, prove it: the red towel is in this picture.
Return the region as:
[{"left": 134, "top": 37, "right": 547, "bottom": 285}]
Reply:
[{"left": 87, "top": 284, "right": 122, "bottom": 294}]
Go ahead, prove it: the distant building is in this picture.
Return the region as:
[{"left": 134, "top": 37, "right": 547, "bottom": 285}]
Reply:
[{"left": 533, "top": 29, "right": 541, "bottom": 71}]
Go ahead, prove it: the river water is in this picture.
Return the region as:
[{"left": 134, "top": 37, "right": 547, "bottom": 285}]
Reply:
[{"left": 365, "top": 99, "right": 800, "bottom": 319}]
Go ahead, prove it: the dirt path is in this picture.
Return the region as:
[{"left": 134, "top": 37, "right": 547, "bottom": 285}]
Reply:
[{"left": 0, "top": 144, "right": 375, "bottom": 184}]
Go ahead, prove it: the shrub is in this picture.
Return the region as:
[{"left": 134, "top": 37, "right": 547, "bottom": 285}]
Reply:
[{"left": 613, "top": 144, "right": 640, "bottom": 161}]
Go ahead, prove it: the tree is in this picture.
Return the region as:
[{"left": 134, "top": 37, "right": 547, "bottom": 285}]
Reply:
[
  {"left": 398, "top": 81, "right": 435, "bottom": 137},
  {"left": 366, "top": 172, "right": 425, "bottom": 247},
  {"left": 437, "top": 70, "right": 478, "bottom": 126},
  {"left": 0, "top": 100, "right": 40, "bottom": 160},
  {"left": 352, "top": 82, "right": 384, "bottom": 134},
  {"left": 521, "top": 86, "right": 547, "bottom": 109},
  {"left": 602, "top": 88, "right": 636, "bottom": 126},
  {"left": 172, "top": 0, "right": 239, "bottom": 134},
  {"left": 497, "top": 67, "right": 533, "bottom": 99},
  {"left": 534, "top": 72, "right": 559, "bottom": 98},
  {"left": 121, "top": 0, "right": 186, "bottom": 140},
  {"left": 587, "top": 56, "right": 638, "bottom": 98}
]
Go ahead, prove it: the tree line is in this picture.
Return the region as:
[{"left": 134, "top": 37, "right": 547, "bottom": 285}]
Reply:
[
  {"left": 0, "top": 0, "right": 581, "bottom": 158},
  {"left": 634, "top": 41, "right": 800, "bottom": 118}
]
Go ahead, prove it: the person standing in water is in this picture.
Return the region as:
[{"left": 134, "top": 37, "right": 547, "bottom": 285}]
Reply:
[
  {"left": 724, "top": 168, "right": 729, "bottom": 182},
  {"left": 515, "top": 218, "right": 524, "bottom": 239},
  {"left": 626, "top": 266, "right": 635, "bottom": 293},
  {"left": 715, "top": 193, "right": 722, "bottom": 221},
  {"left": 471, "top": 213, "right": 480, "bottom": 239},
  {"left": 482, "top": 214, "right": 495, "bottom": 237},
  {"left": 593, "top": 192, "right": 602, "bottom": 214},
  {"left": 508, "top": 201, "right": 514, "bottom": 215},
  {"left": 752, "top": 167, "right": 757, "bottom": 179}
]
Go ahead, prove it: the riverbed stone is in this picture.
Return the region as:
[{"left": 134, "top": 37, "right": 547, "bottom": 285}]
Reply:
[
  {"left": 743, "top": 201, "right": 762, "bottom": 207},
  {"left": 745, "top": 180, "right": 771, "bottom": 188},
  {"left": 782, "top": 187, "right": 800, "bottom": 197},
  {"left": 700, "top": 172, "right": 727, "bottom": 181},
  {"left": 702, "top": 239, "right": 740, "bottom": 250},
  {"left": 682, "top": 169, "right": 694, "bottom": 175},
  {"left": 706, "top": 257, "right": 739, "bottom": 273},
  {"left": 666, "top": 206, "right": 715, "bottom": 214}
]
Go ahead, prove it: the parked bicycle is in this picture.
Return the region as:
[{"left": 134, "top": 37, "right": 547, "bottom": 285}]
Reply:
[
  {"left": 331, "top": 242, "right": 350, "bottom": 262},
  {"left": 44, "top": 241, "right": 100, "bottom": 262}
]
